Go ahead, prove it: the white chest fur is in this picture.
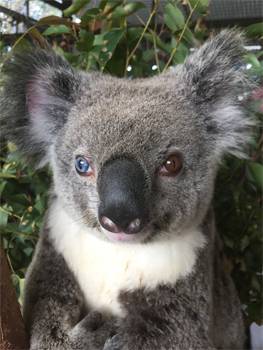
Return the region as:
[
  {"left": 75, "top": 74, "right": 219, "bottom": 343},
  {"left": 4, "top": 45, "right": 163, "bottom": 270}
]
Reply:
[{"left": 49, "top": 201, "right": 206, "bottom": 316}]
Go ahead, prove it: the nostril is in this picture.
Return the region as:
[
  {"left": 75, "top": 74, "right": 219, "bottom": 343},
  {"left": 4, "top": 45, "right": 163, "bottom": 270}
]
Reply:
[
  {"left": 126, "top": 218, "right": 141, "bottom": 234},
  {"left": 99, "top": 216, "right": 121, "bottom": 233},
  {"left": 99, "top": 215, "right": 143, "bottom": 235}
]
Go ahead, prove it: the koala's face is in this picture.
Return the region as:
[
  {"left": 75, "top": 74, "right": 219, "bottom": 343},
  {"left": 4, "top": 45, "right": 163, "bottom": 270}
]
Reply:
[
  {"left": 2, "top": 30, "right": 251, "bottom": 243},
  {"left": 52, "top": 76, "right": 215, "bottom": 242}
]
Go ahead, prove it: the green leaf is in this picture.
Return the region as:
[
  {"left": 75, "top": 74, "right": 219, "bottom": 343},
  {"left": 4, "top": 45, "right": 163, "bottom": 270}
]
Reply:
[
  {"left": 188, "top": 0, "right": 209, "bottom": 14},
  {"left": 99, "top": 0, "right": 108, "bottom": 9},
  {"left": 18, "top": 278, "right": 25, "bottom": 305},
  {"left": 244, "top": 53, "right": 261, "bottom": 68},
  {"left": 127, "top": 28, "right": 143, "bottom": 42},
  {"left": 0, "top": 208, "right": 8, "bottom": 227},
  {"left": 64, "top": 0, "right": 91, "bottom": 17},
  {"left": 7, "top": 142, "right": 17, "bottom": 152},
  {"left": 248, "top": 162, "right": 263, "bottom": 190},
  {"left": 142, "top": 49, "right": 155, "bottom": 62},
  {"left": 104, "top": 29, "right": 124, "bottom": 52},
  {"left": 34, "top": 194, "right": 47, "bottom": 214},
  {"left": 112, "top": 2, "right": 145, "bottom": 19},
  {"left": 28, "top": 28, "right": 48, "bottom": 48},
  {"left": 123, "top": 1, "right": 145, "bottom": 13},
  {"left": 0, "top": 173, "right": 17, "bottom": 179},
  {"left": 245, "top": 23, "right": 263, "bottom": 38},
  {"left": 93, "top": 33, "right": 104, "bottom": 46},
  {"left": 144, "top": 32, "right": 170, "bottom": 53},
  {"left": 38, "top": 16, "right": 72, "bottom": 27},
  {"left": 76, "top": 30, "right": 94, "bottom": 52},
  {"left": 0, "top": 181, "right": 6, "bottom": 196},
  {"left": 43, "top": 25, "right": 71, "bottom": 36},
  {"left": 164, "top": 3, "right": 185, "bottom": 32},
  {"left": 171, "top": 42, "right": 189, "bottom": 64},
  {"left": 23, "top": 247, "right": 34, "bottom": 257},
  {"left": 240, "top": 235, "right": 249, "bottom": 251},
  {"left": 182, "top": 27, "right": 195, "bottom": 45},
  {"left": 81, "top": 8, "right": 101, "bottom": 24},
  {"left": 93, "top": 29, "right": 124, "bottom": 68}
]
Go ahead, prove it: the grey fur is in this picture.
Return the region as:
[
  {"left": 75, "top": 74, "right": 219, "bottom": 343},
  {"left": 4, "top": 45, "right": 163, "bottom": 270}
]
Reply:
[
  {"left": 1, "top": 49, "right": 81, "bottom": 164},
  {"left": 0, "top": 29, "right": 251, "bottom": 349}
]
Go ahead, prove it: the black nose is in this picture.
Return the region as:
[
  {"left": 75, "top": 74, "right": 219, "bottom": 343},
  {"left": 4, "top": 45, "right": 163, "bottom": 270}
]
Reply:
[{"left": 98, "top": 157, "right": 148, "bottom": 234}]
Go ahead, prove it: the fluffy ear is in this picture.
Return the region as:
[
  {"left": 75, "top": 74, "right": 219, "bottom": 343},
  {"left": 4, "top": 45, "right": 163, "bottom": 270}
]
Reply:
[
  {"left": 1, "top": 49, "right": 81, "bottom": 165},
  {"left": 177, "top": 29, "right": 254, "bottom": 159}
]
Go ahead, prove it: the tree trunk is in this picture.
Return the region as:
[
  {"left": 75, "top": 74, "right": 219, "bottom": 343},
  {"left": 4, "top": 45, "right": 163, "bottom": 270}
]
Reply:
[{"left": 0, "top": 246, "right": 29, "bottom": 350}]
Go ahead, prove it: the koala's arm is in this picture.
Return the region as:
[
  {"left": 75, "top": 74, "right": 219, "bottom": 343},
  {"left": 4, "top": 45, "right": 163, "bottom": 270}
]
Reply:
[
  {"left": 104, "top": 281, "right": 216, "bottom": 350},
  {"left": 23, "top": 226, "right": 115, "bottom": 350}
]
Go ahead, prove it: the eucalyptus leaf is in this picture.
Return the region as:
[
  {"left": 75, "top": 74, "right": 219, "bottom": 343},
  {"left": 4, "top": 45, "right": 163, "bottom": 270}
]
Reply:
[
  {"left": 43, "top": 25, "right": 71, "bottom": 36},
  {"left": 144, "top": 32, "right": 170, "bottom": 53},
  {"left": 18, "top": 278, "right": 25, "bottom": 305},
  {"left": 164, "top": 3, "right": 185, "bottom": 32},
  {"left": 142, "top": 49, "right": 155, "bottom": 62},
  {"left": 76, "top": 30, "right": 94, "bottom": 52},
  {"left": 171, "top": 42, "right": 189, "bottom": 64},
  {"left": 0, "top": 181, "right": 6, "bottom": 196},
  {"left": 93, "top": 29, "right": 124, "bottom": 67},
  {"left": 81, "top": 8, "right": 101, "bottom": 24},
  {"left": 188, "top": 0, "right": 209, "bottom": 14},
  {"left": 111, "top": 2, "right": 145, "bottom": 19},
  {"left": 245, "top": 23, "right": 263, "bottom": 38},
  {"left": 244, "top": 53, "right": 261, "bottom": 68},
  {"left": 127, "top": 28, "right": 143, "bottom": 42},
  {"left": 0, "top": 173, "right": 17, "bottom": 179},
  {"left": 0, "top": 209, "right": 8, "bottom": 227},
  {"left": 64, "top": 0, "right": 91, "bottom": 17},
  {"left": 38, "top": 16, "right": 72, "bottom": 27},
  {"left": 248, "top": 162, "right": 263, "bottom": 190}
]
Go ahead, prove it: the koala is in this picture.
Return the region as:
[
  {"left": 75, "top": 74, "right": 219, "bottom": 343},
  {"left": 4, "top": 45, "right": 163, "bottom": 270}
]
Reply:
[{"left": 1, "top": 30, "right": 252, "bottom": 350}]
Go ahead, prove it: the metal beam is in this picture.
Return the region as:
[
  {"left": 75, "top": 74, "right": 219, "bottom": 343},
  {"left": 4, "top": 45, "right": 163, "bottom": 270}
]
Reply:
[
  {"left": 0, "top": 5, "right": 36, "bottom": 26},
  {"left": 40, "top": 0, "right": 72, "bottom": 11}
]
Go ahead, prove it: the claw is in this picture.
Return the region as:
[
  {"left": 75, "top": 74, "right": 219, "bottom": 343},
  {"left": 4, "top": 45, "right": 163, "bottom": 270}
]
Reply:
[{"left": 103, "top": 334, "right": 121, "bottom": 350}]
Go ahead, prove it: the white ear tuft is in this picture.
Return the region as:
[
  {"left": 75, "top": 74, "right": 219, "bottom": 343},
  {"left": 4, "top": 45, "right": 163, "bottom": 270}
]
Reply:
[{"left": 211, "top": 100, "right": 255, "bottom": 159}]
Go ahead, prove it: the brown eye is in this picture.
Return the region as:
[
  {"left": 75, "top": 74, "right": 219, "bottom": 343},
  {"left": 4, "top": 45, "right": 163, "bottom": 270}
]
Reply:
[{"left": 158, "top": 153, "right": 183, "bottom": 177}]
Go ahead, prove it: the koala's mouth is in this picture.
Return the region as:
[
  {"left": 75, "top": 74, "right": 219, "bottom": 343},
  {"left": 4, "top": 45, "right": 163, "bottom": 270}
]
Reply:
[
  {"left": 100, "top": 224, "right": 151, "bottom": 243},
  {"left": 101, "top": 227, "right": 139, "bottom": 242}
]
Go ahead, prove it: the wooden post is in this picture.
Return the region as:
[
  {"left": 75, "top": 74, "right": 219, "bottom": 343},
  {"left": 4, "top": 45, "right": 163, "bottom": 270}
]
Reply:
[{"left": 0, "top": 246, "right": 29, "bottom": 350}]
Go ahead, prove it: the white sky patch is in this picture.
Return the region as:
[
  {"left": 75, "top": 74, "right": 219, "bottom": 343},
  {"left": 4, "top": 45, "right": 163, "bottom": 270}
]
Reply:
[{"left": 244, "top": 45, "right": 262, "bottom": 51}]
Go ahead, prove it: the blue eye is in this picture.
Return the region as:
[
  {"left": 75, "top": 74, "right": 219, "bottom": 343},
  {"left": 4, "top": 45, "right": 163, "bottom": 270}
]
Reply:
[{"left": 75, "top": 156, "right": 91, "bottom": 175}]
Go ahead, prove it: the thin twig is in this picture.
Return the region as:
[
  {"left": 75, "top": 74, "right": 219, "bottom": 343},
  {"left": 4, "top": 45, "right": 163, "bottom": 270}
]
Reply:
[
  {"left": 152, "top": 0, "right": 160, "bottom": 73},
  {"left": 6, "top": 252, "right": 16, "bottom": 274},
  {"left": 2, "top": 25, "right": 35, "bottom": 65},
  {"left": 163, "top": 0, "right": 200, "bottom": 72},
  {"left": 4, "top": 229, "right": 38, "bottom": 240},
  {"left": 125, "top": 0, "right": 160, "bottom": 73},
  {"left": 152, "top": 32, "right": 160, "bottom": 73},
  {"left": 135, "top": 13, "right": 146, "bottom": 27}
]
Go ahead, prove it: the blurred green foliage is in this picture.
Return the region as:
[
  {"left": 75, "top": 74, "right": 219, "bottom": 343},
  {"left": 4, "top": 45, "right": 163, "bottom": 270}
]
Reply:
[{"left": 0, "top": 0, "right": 262, "bottom": 326}]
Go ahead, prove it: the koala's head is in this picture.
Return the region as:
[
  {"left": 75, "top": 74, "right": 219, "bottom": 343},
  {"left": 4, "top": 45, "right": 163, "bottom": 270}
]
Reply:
[{"left": 1, "top": 30, "right": 253, "bottom": 243}]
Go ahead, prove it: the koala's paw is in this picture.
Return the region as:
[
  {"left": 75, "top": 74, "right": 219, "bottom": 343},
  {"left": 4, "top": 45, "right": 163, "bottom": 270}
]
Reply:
[
  {"left": 69, "top": 311, "right": 117, "bottom": 350},
  {"left": 103, "top": 334, "right": 126, "bottom": 350}
]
